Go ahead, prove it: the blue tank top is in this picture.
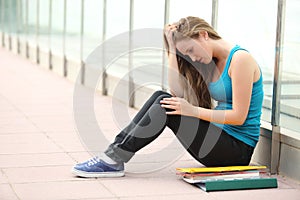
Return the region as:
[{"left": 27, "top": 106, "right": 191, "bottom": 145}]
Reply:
[{"left": 208, "top": 45, "right": 264, "bottom": 147}]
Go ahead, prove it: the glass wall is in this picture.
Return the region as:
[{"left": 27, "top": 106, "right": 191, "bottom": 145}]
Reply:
[
  {"left": 280, "top": 0, "right": 300, "bottom": 133},
  {"left": 0, "top": 0, "right": 299, "bottom": 134}
]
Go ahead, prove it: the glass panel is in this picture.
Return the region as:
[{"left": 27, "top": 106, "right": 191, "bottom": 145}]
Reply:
[
  {"left": 133, "top": 0, "right": 164, "bottom": 29},
  {"left": 1, "top": 0, "right": 8, "bottom": 33},
  {"left": 27, "top": 0, "right": 37, "bottom": 47},
  {"left": 51, "top": 0, "right": 64, "bottom": 55},
  {"left": 38, "top": 0, "right": 49, "bottom": 51},
  {"left": 280, "top": 0, "right": 300, "bottom": 133},
  {"left": 131, "top": 0, "right": 165, "bottom": 90},
  {"left": 83, "top": 0, "right": 103, "bottom": 60},
  {"left": 169, "top": 0, "right": 212, "bottom": 23},
  {"left": 1, "top": 0, "right": 19, "bottom": 50},
  {"left": 105, "top": 0, "right": 130, "bottom": 77},
  {"left": 0, "top": 0, "right": 7, "bottom": 33},
  {"left": 106, "top": 0, "right": 129, "bottom": 39},
  {"left": 65, "top": 0, "right": 81, "bottom": 60},
  {"left": 218, "top": 0, "right": 277, "bottom": 124},
  {"left": 19, "top": 0, "right": 27, "bottom": 43},
  {"left": 8, "top": 0, "right": 18, "bottom": 36}
]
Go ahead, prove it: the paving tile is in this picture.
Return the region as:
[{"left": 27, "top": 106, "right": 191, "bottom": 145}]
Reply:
[
  {"left": 13, "top": 181, "right": 114, "bottom": 200},
  {"left": 0, "top": 184, "right": 19, "bottom": 200},
  {"left": 120, "top": 193, "right": 211, "bottom": 200},
  {"left": 0, "top": 170, "right": 8, "bottom": 184},
  {"left": 0, "top": 134, "right": 62, "bottom": 154},
  {"left": 0, "top": 97, "right": 14, "bottom": 111},
  {"left": 17, "top": 104, "right": 73, "bottom": 117},
  {"left": 70, "top": 199, "right": 118, "bottom": 200},
  {"left": 0, "top": 153, "right": 74, "bottom": 168},
  {"left": 277, "top": 177, "right": 296, "bottom": 189},
  {"left": 68, "top": 151, "right": 93, "bottom": 163},
  {"left": 3, "top": 166, "right": 79, "bottom": 183},
  {"left": 0, "top": 110, "right": 24, "bottom": 118},
  {"left": 277, "top": 175, "right": 300, "bottom": 189},
  {"left": 46, "top": 132, "right": 87, "bottom": 152},
  {"left": 125, "top": 157, "right": 204, "bottom": 178},
  {"left": 8, "top": 93, "right": 70, "bottom": 106},
  {"left": 0, "top": 133, "right": 47, "bottom": 144},
  {"left": 127, "top": 165, "right": 184, "bottom": 181},
  {"left": 99, "top": 177, "right": 201, "bottom": 197},
  {"left": 125, "top": 162, "right": 175, "bottom": 176},
  {"left": 0, "top": 117, "right": 41, "bottom": 134},
  {"left": 209, "top": 188, "right": 300, "bottom": 200},
  {"left": 29, "top": 116, "right": 77, "bottom": 132}
]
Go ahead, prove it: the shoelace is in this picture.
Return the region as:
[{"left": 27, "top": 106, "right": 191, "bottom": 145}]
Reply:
[{"left": 87, "top": 156, "right": 101, "bottom": 166}]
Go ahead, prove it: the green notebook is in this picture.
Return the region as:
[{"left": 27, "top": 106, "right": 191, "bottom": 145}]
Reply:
[{"left": 194, "top": 177, "right": 278, "bottom": 192}]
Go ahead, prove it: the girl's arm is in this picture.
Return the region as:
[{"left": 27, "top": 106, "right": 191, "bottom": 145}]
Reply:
[
  {"left": 164, "top": 25, "right": 184, "bottom": 97},
  {"left": 167, "top": 52, "right": 184, "bottom": 97}
]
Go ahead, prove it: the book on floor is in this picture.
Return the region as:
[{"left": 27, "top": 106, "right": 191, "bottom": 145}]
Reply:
[
  {"left": 181, "top": 170, "right": 261, "bottom": 184},
  {"left": 194, "top": 177, "right": 278, "bottom": 192},
  {"left": 176, "top": 165, "right": 277, "bottom": 192},
  {"left": 176, "top": 165, "right": 267, "bottom": 173}
]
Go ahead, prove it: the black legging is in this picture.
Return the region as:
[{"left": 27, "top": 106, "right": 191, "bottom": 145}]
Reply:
[{"left": 105, "top": 90, "right": 254, "bottom": 167}]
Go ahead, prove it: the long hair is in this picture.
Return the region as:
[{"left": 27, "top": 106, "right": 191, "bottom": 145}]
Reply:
[{"left": 164, "top": 16, "right": 221, "bottom": 108}]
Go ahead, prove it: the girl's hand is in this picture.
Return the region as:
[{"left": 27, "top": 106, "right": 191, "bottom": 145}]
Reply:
[
  {"left": 164, "top": 24, "right": 177, "bottom": 52},
  {"left": 160, "top": 97, "right": 198, "bottom": 117}
]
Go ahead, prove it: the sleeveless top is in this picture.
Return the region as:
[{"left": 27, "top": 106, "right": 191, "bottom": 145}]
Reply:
[{"left": 208, "top": 45, "right": 264, "bottom": 147}]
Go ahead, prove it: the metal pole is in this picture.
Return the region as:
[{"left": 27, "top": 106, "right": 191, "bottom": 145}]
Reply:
[
  {"left": 16, "top": 0, "right": 21, "bottom": 54},
  {"left": 63, "top": 0, "right": 67, "bottom": 77},
  {"left": 163, "top": 0, "right": 170, "bottom": 32},
  {"left": 80, "top": 0, "right": 85, "bottom": 85},
  {"left": 161, "top": 0, "right": 170, "bottom": 91},
  {"left": 48, "top": 0, "right": 53, "bottom": 70},
  {"left": 36, "top": 0, "right": 40, "bottom": 64},
  {"left": 101, "top": 0, "right": 108, "bottom": 94},
  {"left": 1, "top": 0, "right": 5, "bottom": 47},
  {"left": 128, "top": 0, "right": 135, "bottom": 107},
  {"left": 211, "top": 0, "right": 218, "bottom": 29},
  {"left": 8, "top": 0, "right": 12, "bottom": 50},
  {"left": 25, "top": 0, "right": 29, "bottom": 58},
  {"left": 270, "top": 0, "right": 286, "bottom": 174}
]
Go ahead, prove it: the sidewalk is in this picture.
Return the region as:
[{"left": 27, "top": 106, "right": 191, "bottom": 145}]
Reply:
[{"left": 0, "top": 47, "right": 299, "bottom": 200}]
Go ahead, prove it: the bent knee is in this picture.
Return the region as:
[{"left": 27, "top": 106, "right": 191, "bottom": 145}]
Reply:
[{"left": 152, "top": 90, "right": 171, "bottom": 99}]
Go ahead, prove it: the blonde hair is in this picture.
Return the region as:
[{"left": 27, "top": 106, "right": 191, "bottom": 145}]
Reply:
[
  {"left": 164, "top": 16, "right": 221, "bottom": 108},
  {"left": 174, "top": 16, "right": 221, "bottom": 41}
]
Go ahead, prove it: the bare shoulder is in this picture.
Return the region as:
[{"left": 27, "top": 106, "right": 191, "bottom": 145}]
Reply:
[
  {"left": 228, "top": 50, "right": 260, "bottom": 81},
  {"left": 231, "top": 50, "right": 257, "bottom": 67}
]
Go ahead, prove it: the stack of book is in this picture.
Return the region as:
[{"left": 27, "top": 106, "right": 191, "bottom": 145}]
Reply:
[{"left": 176, "top": 165, "right": 278, "bottom": 192}]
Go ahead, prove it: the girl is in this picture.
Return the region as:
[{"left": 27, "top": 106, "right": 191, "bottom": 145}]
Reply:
[{"left": 72, "top": 16, "right": 263, "bottom": 178}]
